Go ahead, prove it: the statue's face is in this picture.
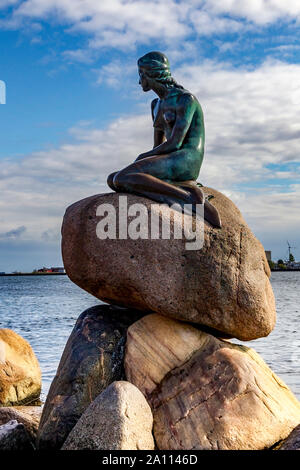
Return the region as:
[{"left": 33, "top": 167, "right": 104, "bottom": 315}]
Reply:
[{"left": 138, "top": 67, "right": 151, "bottom": 92}]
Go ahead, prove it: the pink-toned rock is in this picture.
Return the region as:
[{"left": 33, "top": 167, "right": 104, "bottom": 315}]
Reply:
[
  {"left": 62, "top": 189, "right": 276, "bottom": 341},
  {"left": 125, "top": 314, "right": 300, "bottom": 450},
  {"left": 125, "top": 314, "right": 208, "bottom": 398}
]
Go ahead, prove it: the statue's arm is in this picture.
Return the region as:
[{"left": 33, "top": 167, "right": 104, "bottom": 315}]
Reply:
[
  {"left": 135, "top": 98, "right": 164, "bottom": 161},
  {"left": 137, "top": 94, "right": 196, "bottom": 160},
  {"left": 153, "top": 128, "right": 165, "bottom": 147}
]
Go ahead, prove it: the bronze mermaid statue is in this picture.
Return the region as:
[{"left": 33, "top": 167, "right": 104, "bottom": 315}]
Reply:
[{"left": 107, "top": 51, "right": 221, "bottom": 228}]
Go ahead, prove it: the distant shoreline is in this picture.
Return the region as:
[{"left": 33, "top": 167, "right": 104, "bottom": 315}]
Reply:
[
  {"left": 271, "top": 269, "right": 300, "bottom": 272},
  {"left": 1, "top": 270, "right": 299, "bottom": 276},
  {"left": 0, "top": 273, "right": 67, "bottom": 276}
]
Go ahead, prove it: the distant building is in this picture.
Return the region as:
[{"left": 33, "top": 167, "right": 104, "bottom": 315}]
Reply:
[
  {"left": 289, "top": 261, "right": 300, "bottom": 268},
  {"left": 37, "top": 267, "right": 52, "bottom": 273},
  {"left": 265, "top": 251, "right": 272, "bottom": 262},
  {"left": 36, "top": 267, "right": 65, "bottom": 273},
  {"left": 51, "top": 267, "right": 65, "bottom": 273}
]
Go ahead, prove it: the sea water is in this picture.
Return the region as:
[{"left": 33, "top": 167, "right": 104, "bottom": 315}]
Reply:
[{"left": 0, "top": 271, "right": 299, "bottom": 400}]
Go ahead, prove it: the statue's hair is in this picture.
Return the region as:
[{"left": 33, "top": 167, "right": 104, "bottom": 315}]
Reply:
[{"left": 138, "top": 51, "right": 184, "bottom": 90}]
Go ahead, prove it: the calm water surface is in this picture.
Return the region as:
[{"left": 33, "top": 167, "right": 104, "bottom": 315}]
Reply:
[{"left": 0, "top": 272, "right": 299, "bottom": 400}]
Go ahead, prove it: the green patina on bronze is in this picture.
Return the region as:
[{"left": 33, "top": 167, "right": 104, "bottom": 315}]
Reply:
[{"left": 107, "top": 51, "right": 221, "bottom": 228}]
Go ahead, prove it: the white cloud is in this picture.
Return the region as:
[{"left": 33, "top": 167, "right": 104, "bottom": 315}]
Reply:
[
  {"left": 190, "top": 9, "right": 243, "bottom": 36},
  {"left": 0, "top": 59, "right": 299, "bottom": 257},
  {"left": 175, "top": 59, "right": 300, "bottom": 170},
  {"left": 7, "top": 0, "right": 190, "bottom": 49},
  {"left": 206, "top": 0, "right": 300, "bottom": 25},
  {"left": 95, "top": 60, "right": 136, "bottom": 89},
  {"left": 1, "top": 0, "right": 300, "bottom": 56},
  {"left": 0, "top": 115, "right": 152, "bottom": 241},
  {"left": 62, "top": 48, "right": 94, "bottom": 64}
]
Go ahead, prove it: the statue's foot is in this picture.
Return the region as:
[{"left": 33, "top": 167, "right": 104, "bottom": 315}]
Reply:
[
  {"left": 176, "top": 182, "right": 221, "bottom": 229},
  {"left": 171, "top": 180, "right": 204, "bottom": 204},
  {"left": 203, "top": 199, "right": 222, "bottom": 229}
]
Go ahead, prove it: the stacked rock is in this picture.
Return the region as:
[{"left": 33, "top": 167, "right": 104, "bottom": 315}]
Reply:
[
  {"left": 37, "top": 189, "right": 300, "bottom": 450},
  {"left": 61, "top": 188, "right": 276, "bottom": 341},
  {"left": 125, "top": 314, "right": 300, "bottom": 450}
]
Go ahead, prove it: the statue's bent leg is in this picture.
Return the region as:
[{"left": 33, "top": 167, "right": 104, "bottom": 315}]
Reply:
[
  {"left": 109, "top": 154, "right": 221, "bottom": 228},
  {"left": 111, "top": 154, "right": 197, "bottom": 206},
  {"left": 113, "top": 170, "right": 193, "bottom": 206}
]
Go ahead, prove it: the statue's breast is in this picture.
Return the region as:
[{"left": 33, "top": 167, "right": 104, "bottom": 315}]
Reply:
[{"left": 153, "top": 99, "right": 177, "bottom": 131}]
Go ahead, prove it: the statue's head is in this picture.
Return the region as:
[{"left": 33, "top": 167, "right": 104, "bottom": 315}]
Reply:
[{"left": 137, "top": 51, "right": 172, "bottom": 92}]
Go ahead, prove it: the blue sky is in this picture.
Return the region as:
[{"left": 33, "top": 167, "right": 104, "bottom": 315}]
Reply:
[{"left": 0, "top": 0, "right": 300, "bottom": 271}]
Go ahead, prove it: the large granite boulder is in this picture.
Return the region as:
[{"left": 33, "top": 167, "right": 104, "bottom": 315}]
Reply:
[
  {"left": 62, "top": 381, "right": 154, "bottom": 450},
  {"left": 0, "top": 329, "right": 41, "bottom": 406},
  {"left": 0, "top": 406, "right": 42, "bottom": 442},
  {"left": 125, "top": 314, "right": 300, "bottom": 450},
  {"left": 37, "top": 305, "right": 143, "bottom": 450},
  {"left": 62, "top": 190, "right": 276, "bottom": 341}
]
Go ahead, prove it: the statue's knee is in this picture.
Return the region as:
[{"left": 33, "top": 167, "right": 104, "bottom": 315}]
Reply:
[
  {"left": 107, "top": 171, "right": 118, "bottom": 190},
  {"left": 113, "top": 170, "right": 127, "bottom": 190}
]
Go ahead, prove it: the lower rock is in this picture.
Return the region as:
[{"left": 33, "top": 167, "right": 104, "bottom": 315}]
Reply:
[
  {"left": 125, "top": 314, "right": 300, "bottom": 450},
  {"left": 125, "top": 314, "right": 208, "bottom": 398},
  {"left": 0, "top": 420, "right": 34, "bottom": 450},
  {"left": 62, "top": 381, "right": 154, "bottom": 450},
  {"left": 0, "top": 406, "right": 42, "bottom": 441},
  {"left": 37, "top": 304, "right": 143, "bottom": 450}
]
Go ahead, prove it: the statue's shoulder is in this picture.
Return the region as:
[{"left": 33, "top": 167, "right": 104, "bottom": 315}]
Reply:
[{"left": 175, "top": 89, "right": 199, "bottom": 107}]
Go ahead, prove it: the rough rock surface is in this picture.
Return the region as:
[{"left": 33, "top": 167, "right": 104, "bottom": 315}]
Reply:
[
  {"left": 0, "top": 420, "right": 34, "bottom": 450},
  {"left": 37, "top": 304, "right": 143, "bottom": 450},
  {"left": 0, "top": 406, "right": 42, "bottom": 441},
  {"left": 0, "top": 329, "right": 41, "bottom": 406},
  {"left": 277, "top": 424, "right": 300, "bottom": 450},
  {"left": 125, "top": 314, "right": 208, "bottom": 398},
  {"left": 125, "top": 314, "right": 300, "bottom": 450},
  {"left": 62, "top": 381, "right": 154, "bottom": 450},
  {"left": 62, "top": 190, "right": 276, "bottom": 341}
]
